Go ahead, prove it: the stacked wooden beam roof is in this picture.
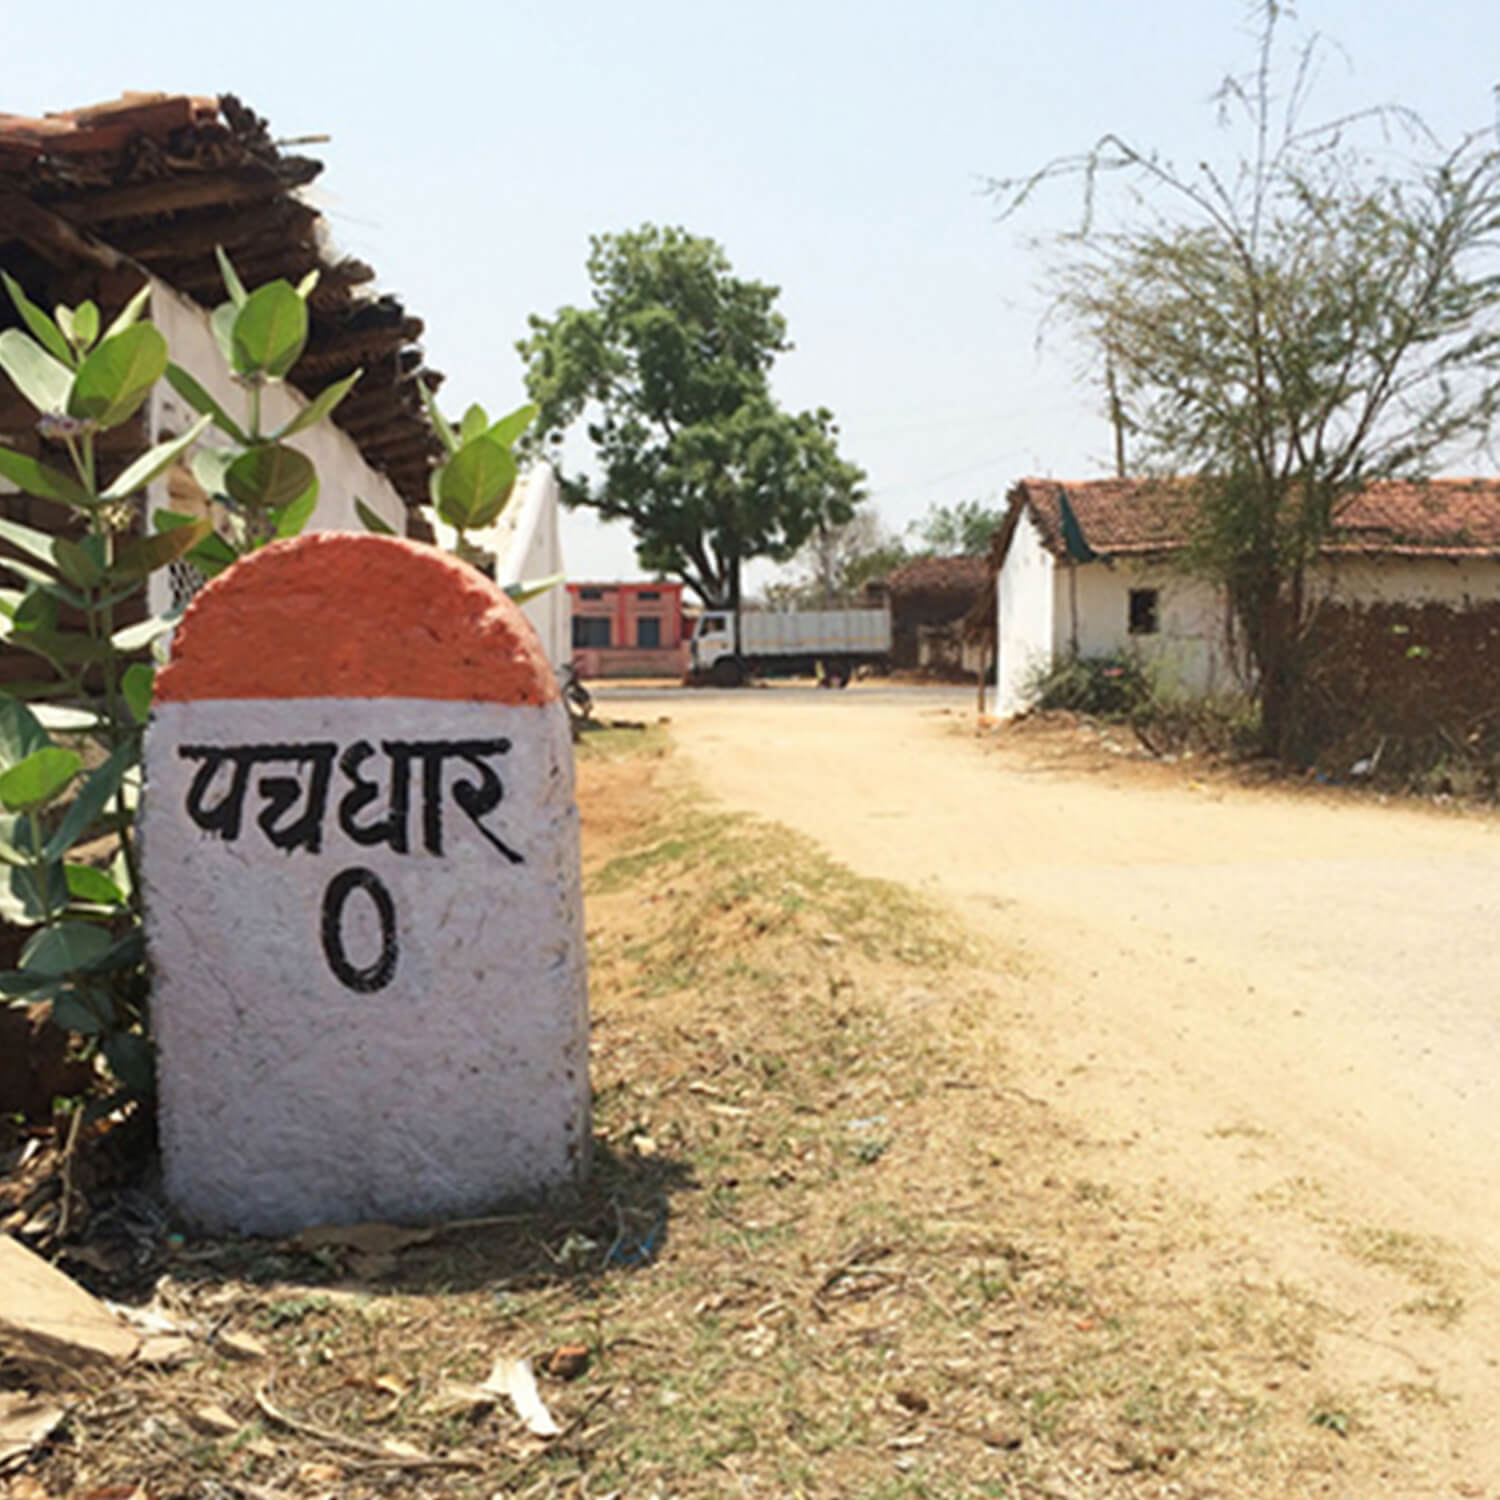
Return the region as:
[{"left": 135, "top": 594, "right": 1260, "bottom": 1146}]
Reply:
[{"left": 0, "top": 92, "right": 442, "bottom": 516}]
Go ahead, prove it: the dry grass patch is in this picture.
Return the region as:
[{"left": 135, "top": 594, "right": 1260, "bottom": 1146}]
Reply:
[{"left": 2, "top": 729, "right": 1469, "bottom": 1498}]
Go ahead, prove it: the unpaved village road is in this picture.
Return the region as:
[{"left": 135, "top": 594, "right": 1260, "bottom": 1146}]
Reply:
[{"left": 603, "top": 682, "right": 1500, "bottom": 1452}]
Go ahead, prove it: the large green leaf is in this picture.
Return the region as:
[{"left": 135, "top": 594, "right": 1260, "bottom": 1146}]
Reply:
[
  {"left": 0, "top": 697, "right": 50, "bottom": 770},
  {"left": 437, "top": 435, "right": 517, "bottom": 532},
  {"left": 459, "top": 404, "right": 489, "bottom": 445},
  {"left": 44, "top": 741, "right": 134, "bottom": 862},
  {"left": 32, "top": 703, "right": 102, "bottom": 733},
  {"left": 21, "top": 920, "right": 112, "bottom": 977},
  {"left": 272, "top": 369, "right": 362, "bottom": 442},
  {"left": 0, "top": 559, "right": 84, "bottom": 610},
  {"left": 68, "top": 324, "right": 169, "bottom": 429},
  {"left": 355, "top": 497, "right": 398, "bottom": 535},
  {"left": 100, "top": 413, "right": 214, "bottom": 502},
  {"left": 65, "top": 862, "right": 127, "bottom": 907},
  {"left": 101, "top": 282, "right": 152, "bottom": 342},
  {"left": 164, "top": 364, "right": 248, "bottom": 444},
  {"left": 51, "top": 536, "right": 105, "bottom": 589},
  {"left": 2, "top": 273, "right": 73, "bottom": 366},
  {"left": 216, "top": 246, "right": 248, "bottom": 308},
  {"left": 418, "top": 379, "right": 460, "bottom": 456},
  {"left": 225, "top": 444, "right": 315, "bottom": 511},
  {"left": 231, "top": 281, "right": 308, "bottom": 379},
  {"left": 50, "top": 991, "right": 109, "bottom": 1037},
  {"left": 210, "top": 302, "right": 238, "bottom": 369},
  {"left": 190, "top": 446, "right": 235, "bottom": 498},
  {"left": 8, "top": 587, "right": 59, "bottom": 636},
  {"left": 111, "top": 612, "right": 179, "bottom": 653},
  {"left": 66, "top": 301, "right": 100, "bottom": 354},
  {"left": 8, "top": 626, "right": 114, "bottom": 667},
  {"left": 274, "top": 478, "right": 319, "bottom": 538},
  {"left": 186, "top": 529, "right": 237, "bottom": 579},
  {"left": 0, "top": 822, "right": 68, "bottom": 925},
  {"left": 0, "top": 746, "right": 81, "bottom": 812},
  {"left": 0, "top": 330, "right": 72, "bottom": 413},
  {"left": 122, "top": 663, "right": 154, "bottom": 725},
  {"left": 488, "top": 401, "right": 539, "bottom": 449},
  {"left": 0, "top": 515, "right": 64, "bottom": 574},
  {"left": 504, "top": 572, "right": 565, "bottom": 605},
  {"left": 0, "top": 447, "right": 91, "bottom": 508},
  {"left": 113, "top": 517, "right": 213, "bottom": 582}
]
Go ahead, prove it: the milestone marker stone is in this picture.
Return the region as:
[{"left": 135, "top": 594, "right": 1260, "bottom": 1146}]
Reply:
[{"left": 142, "top": 533, "right": 590, "bottom": 1234}]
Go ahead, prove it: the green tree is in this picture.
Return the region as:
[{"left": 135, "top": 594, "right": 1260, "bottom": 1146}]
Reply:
[
  {"left": 766, "top": 509, "right": 908, "bottom": 607},
  {"left": 991, "top": 3, "right": 1500, "bottom": 755},
  {"left": 909, "top": 498, "right": 1004, "bottom": 556},
  {"left": 519, "top": 226, "right": 866, "bottom": 630}
]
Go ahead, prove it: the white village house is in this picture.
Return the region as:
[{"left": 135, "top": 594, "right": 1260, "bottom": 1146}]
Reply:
[{"left": 986, "top": 477, "right": 1500, "bottom": 717}]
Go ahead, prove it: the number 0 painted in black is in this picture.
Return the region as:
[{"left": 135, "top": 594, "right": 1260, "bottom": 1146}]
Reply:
[{"left": 321, "top": 866, "right": 398, "bottom": 992}]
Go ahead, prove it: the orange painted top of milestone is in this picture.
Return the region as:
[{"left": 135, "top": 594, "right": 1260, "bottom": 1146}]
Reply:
[{"left": 154, "top": 534, "right": 559, "bottom": 704}]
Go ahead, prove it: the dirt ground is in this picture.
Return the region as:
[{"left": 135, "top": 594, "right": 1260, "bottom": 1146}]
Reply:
[{"left": 601, "top": 682, "right": 1500, "bottom": 1484}]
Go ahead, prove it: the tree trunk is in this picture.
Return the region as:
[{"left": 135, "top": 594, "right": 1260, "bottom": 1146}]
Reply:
[{"left": 730, "top": 551, "right": 743, "bottom": 659}]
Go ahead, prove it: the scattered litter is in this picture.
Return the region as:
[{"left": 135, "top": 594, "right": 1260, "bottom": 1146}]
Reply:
[
  {"left": 187, "top": 1402, "right": 240, "bottom": 1437},
  {"left": 606, "top": 1206, "right": 666, "bottom": 1267},
  {"left": 214, "top": 1329, "right": 269, "bottom": 1362},
  {"left": 847, "top": 1115, "right": 888, "bottom": 1132},
  {"left": 0, "top": 1392, "right": 65, "bottom": 1474},
  {"left": 543, "top": 1343, "right": 591, "bottom": 1380},
  {"left": 0, "top": 1236, "right": 140, "bottom": 1379},
  {"left": 135, "top": 1334, "right": 195, "bottom": 1369},
  {"left": 489, "top": 1356, "right": 561, "bottom": 1437},
  {"left": 291, "top": 1222, "right": 436, "bottom": 1257}
]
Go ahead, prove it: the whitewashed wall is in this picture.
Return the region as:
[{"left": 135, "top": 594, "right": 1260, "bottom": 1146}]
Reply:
[
  {"left": 994, "top": 508, "right": 1056, "bottom": 716},
  {"left": 1318, "top": 556, "right": 1500, "bottom": 607},
  {"left": 1065, "top": 560, "right": 1241, "bottom": 698},
  {"left": 482, "top": 466, "right": 572, "bottom": 675},
  {"left": 145, "top": 281, "right": 408, "bottom": 614}
]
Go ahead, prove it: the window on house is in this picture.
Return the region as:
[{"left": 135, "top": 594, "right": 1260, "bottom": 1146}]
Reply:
[
  {"left": 637, "top": 589, "right": 660, "bottom": 601},
  {"left": 637, "top": 617, "right": 661, "bottom": 648},
  {"left": 578, "top": 587, "right": 605, "bottom": 601},
  {"left": 573, "top": 616, "right": 611, "bottom": 648},
  {"left": 1128, "top": 588, "right": 1160, "bottom": 635}
]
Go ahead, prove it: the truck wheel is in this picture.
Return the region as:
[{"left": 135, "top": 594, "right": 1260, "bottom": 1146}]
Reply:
[{"left": 710, "top": 656, "right": 745, "bottom": 688}]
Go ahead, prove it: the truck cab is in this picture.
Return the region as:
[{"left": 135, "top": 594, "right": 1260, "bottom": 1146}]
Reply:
[{"left": 689, "top": 613, "right": 733, "bottom": 670}]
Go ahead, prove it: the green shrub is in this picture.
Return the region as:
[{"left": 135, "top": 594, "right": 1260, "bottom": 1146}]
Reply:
[{"left": 1029, "top": 654, "right": 1152, "bottom": 718}]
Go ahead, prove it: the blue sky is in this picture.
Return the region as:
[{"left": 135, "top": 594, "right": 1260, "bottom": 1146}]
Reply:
[{"left": 8, "top": 0, "right": 1498, "bottom": 588}]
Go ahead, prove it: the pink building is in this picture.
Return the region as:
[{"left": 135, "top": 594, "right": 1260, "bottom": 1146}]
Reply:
[{"left": 568, "top": 581, "right": 690, "bottom": 679}]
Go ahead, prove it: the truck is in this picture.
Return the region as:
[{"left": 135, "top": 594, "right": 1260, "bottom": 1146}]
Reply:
[{"left": 686, "top": 606, "right": 892, "bottom": 687}]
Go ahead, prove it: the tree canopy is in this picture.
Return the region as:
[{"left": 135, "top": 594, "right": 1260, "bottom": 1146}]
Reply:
[
  {"left": 518, "top": 226, "right": 865, "bottom": 609},
  {"left": 992, "top": 2, "right": 1500, "bottom": 754},
  {"left": 909, "top": 498, "right": 1005, "bottom": 556}
]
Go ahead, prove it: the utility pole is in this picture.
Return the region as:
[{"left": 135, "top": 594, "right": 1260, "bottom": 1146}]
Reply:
[{"left": 1107, "top": 355, "right": 1128, "bottom": 478}]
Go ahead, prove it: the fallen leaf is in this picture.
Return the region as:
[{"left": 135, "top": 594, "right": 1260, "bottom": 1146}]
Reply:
[
  {"left": 187, "top": 1403, "right": 240, "bottom": 1437},
  {"left": 136, "top": 1334, "right": 194, "bottom": 1369},
  {"left": 485, "top": 1356, "right": 561, "bottom": 1437},
  {"left": 215, "top": 1330, "right": 269, "bottom": 1361},
  {"left": 0, "top": 1392, "right": 64, "bottom": 1472},
  {"left": 294, "top": 1461, "right": 344, "bottom": 1485},
  {"left": 380, "top": 1437, "right": 427, "bottom": 1459},
  {"left": 292, "top": 1222, "right": 435, "bottom": 1256},
  {"left": 894, "top": 1387, "right": 930, "bottom": 1414},
  {"left": 543, "top": 1343, "right": 591, "bottom": 1380}
]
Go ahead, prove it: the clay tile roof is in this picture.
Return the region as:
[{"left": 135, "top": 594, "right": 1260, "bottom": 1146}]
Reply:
[
  {"left": 1009, "top": 476, "right": 1500, "bottom": 560},
  {"left": 884, "top": 554, "right": 992, "bottom": 596},
  {"left": 0, "top": 92, "right": 443, "bottom": 514}
]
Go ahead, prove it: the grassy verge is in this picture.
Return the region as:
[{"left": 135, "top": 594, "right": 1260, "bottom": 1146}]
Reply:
[{"left": 10, "top": 729, "right": 1464, "bottom": 1498}]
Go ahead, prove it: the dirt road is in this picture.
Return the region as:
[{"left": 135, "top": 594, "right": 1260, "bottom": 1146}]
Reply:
[{"left": 604, "top": 682, "right": 1500, "bottom": 1461}]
